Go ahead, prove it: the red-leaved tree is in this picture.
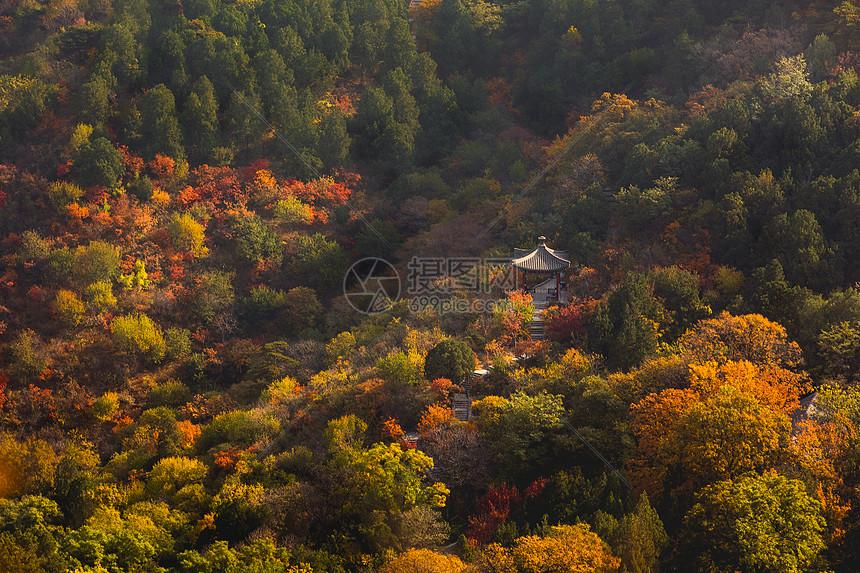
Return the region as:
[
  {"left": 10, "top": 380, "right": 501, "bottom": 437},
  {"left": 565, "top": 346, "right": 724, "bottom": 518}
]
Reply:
[{"left": 466, "top": 483, "right": 523, "bottom": 545}]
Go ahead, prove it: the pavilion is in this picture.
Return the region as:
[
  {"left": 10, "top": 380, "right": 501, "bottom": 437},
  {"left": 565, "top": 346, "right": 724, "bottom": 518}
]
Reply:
[{"left": 511, "top": 236, "right": 571, "bottom": 303}]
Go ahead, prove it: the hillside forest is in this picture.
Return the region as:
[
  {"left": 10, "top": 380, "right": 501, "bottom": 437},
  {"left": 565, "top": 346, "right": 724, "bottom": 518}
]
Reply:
[{"left": 4, "top": 0, "right": 860, "bottom": 571}]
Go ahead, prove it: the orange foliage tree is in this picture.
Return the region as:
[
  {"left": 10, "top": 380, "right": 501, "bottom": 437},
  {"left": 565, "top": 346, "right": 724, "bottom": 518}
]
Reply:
[
  {"left": 147, "top": 154, "right": 175, "bottom": 180},
  {"left": 417, "top": 402, "right": 456, "bottom": 436},
  {"left": 680, "top": 311, "right": 803, "bottom": 370},
  {"left": 381, "top": 417, "right": 404, "bottom": 441},
  {"left": 790, "top": 385, "right": 860, "bottom": 548},
  {"left": 628, "top": 314, "right": 808, "bottom": 503},
  {"left": 629, "top": 369, "right": 795, "bottom": 502}
]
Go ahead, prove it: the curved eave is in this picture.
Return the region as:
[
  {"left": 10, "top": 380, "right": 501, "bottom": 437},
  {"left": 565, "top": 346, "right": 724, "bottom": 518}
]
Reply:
[{"left": 511, "top": 245, "right": 571, "bottom": 272}]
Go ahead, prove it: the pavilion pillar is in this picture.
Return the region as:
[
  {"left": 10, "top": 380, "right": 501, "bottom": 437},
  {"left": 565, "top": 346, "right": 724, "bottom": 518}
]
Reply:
[{"left": 556, "top": 272, "right": 560, "bottom": 301}]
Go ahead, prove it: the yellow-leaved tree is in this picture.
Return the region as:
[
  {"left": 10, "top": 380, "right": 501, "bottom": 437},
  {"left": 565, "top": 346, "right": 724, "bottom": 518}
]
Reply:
[
  {"left": 167, "top": 212, "right": 208, "bottom": 258},
  {"left": 378, "top": 548, "right": 466, "bottom": 573},
  {"left": 472, "top": 524, "right": 619, "bottom": 573}
]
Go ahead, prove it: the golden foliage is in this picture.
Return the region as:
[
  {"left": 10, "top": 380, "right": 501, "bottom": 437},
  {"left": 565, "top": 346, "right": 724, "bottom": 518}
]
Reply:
[
  {"left": 0, "top": 433, "right": 58, "bottom": 498},
  {"left": 628, "top": 388, "right": 699, "bottom": 498},
  {"left": 52, "top": 289, "right": 85, "bottom": 327},
  {"left": 680, "top": 311, "right": 802, "bottom": 370},
  {"left": 167, "top": 212, "right": 208, "bottom": 258},
  {"left": 630, "top": 379, "right": 792, "bottom": 500},
  {"left": 151, "top": 188, "right": 171, "bottom": 209},
  {"left": 472, "top": 525, "right": 620, "bottom": 573},
  {"left": 688, "top": 359, "right": 804, "bottom": 417},
  {"left": 378, "top": 548, "right": 466, "bottom": 573}
]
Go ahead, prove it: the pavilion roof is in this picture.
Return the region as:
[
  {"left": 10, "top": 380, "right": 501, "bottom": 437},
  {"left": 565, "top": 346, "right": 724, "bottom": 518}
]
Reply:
[{"left": 512, "top": 237, "right": 571, "bottom": 272}]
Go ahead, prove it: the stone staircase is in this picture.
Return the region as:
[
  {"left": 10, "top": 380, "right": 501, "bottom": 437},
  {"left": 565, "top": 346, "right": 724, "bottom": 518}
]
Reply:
[
  {"left": 404, "top": 371, "right": 492, "bottom": 479},
  {"left": 530, "top": 299, "right": 547, "bottom": 341},
  {"left": 453, "top": 393, "right": 471, "bottom": 422}
]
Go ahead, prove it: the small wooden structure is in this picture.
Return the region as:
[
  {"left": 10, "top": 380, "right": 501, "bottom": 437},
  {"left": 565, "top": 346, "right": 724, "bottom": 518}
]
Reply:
[{"left": 511, "top": 236, "right": 571, "bottom": 303}]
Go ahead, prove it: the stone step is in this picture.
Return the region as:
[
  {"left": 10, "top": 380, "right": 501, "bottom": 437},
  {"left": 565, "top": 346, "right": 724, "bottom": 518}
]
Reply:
[
  {"left": 452, "top": 393, "right": 471, "bottom": 421},
  {"left": 426, "top": 466, "right": 445, "bottom": 479},
  {"left": 530, "top": 316, "right": 545, "bottom": 341}
]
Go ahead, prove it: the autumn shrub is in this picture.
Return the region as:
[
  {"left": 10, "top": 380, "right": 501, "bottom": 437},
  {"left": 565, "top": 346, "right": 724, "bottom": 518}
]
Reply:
[
  {"left": 164, "top": 327, "right": 192, "bottom": 361},
  {"left": 492, "top": 292, "right": 535, "bottom": 344},
  {"left": 147, "top": 154, "right": 175, "bottom": 179},
  {"left": 382, "top": 417, "right": 405, "bottom": 441},
  {"left": 91, "top": 392, "right": 119, "bottom": 421},
  {"left": 179, "top": 394, "right": 239, "bottom": 424},
  {"left": 117, "top": 260, "right": 150, "bottom": 291},
  {"left": 17, "top": 231, "right": 50, "bottom": 263},
  {"left": 261, "top": 376, "right": 299, "bottom": 407},
  {"left": 378, "top": 349, "right": 423, "bottom": 385},
  {"left": 508, "top": 524, "right": 620, "bottom": 573},
  {"left": 146, "top": 456, "right": 207, "bottom": 499},
  {"left": 273, "top": 196, "right": 313, "bottom": 226},
  {"left": 680, "top": 312, "right": 803, "bottom": 369},
  {"left": 47, "top": 181, "right": 83, "bottom": 211},
  {"left": 542, "top": 297, "right": 599, "bottom": 343},
  {"left": 0, "top": 433, "right": 58, "bottom": 498},
  {"left": 379, "top": 549, "right": 466, "bottom": 573},
  {"left": 109, "top": 407, "right": 185, "bottom": 475},
  {"left": 66, "top": 123, "right": 93, "bottom": 157},
  {"left": 149, "top": 380, "right": 192, "bottom": 407},
  {"left": 466, "top": 483, "right": 523, "bottom": 545},
  {"left": 430, "top": 378, "right": 456, "bottom": 402},
  {"left": 9, "top": 330, "right": 50, "bottom": 382},
  {"left": 418, "top": 402, "right": 456, "bottom": 435},
  {"left": 197, "top": 410, "right": 280, "bottom": 453},
  {"left": 111, "top": 313, "right": 167, "bottom": 364},
  {"left": 52, "top": 289, "right": 85, "bottom": 327},
  {"left": 84, "top": 281, "right": 117, "bottom": 313},
  {"left": 168, "top": 212, "right": 208, "bottom": 257}
]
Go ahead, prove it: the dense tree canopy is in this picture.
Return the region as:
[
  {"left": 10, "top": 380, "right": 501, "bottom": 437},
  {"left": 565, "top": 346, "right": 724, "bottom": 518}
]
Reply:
[{"left": 3, "top": 0, "right": 860, "bottom": 571}]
